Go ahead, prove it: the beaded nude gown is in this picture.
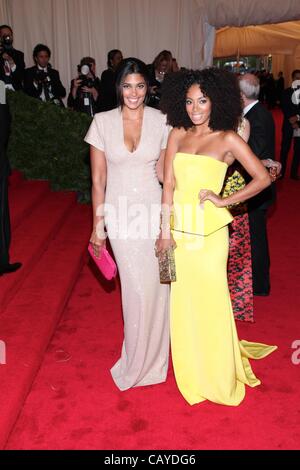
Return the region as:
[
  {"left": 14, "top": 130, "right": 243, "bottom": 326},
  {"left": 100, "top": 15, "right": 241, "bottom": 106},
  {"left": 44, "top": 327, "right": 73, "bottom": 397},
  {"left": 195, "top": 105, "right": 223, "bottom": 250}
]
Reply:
[{"left": 85, "top": 106, "right": 170, "bottom": 390}]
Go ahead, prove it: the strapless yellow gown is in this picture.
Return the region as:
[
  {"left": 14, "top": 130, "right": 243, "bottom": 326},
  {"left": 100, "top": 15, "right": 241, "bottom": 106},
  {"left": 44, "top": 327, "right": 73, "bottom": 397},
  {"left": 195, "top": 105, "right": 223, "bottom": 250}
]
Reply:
[{"left": 171, "top": 153, "right": 277, "bottom": 406}]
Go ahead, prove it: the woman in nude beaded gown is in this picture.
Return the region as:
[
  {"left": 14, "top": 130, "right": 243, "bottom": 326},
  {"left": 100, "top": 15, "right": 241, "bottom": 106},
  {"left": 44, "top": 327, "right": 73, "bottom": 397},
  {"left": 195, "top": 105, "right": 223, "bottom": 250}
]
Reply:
[{"left": 85, "top": 58, "right": 170, "bottom": 390}]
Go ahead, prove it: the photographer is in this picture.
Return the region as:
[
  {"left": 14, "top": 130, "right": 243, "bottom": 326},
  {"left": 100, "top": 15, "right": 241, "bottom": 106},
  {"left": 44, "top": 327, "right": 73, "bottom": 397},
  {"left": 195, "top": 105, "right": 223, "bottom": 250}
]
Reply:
[
  {"left": 24, "top": 44, "right": 66, "bottom": 106},
  {"left": 0, "top": 24, "right": 25, "bottom": 91},
  {"left": 67, "top": 57, "right": 101, "bottom": 116},
  {"left": 147, "top": 50, "right": 173, "bottom": 109},
  {"left": 99, "top": 49, "right": 123, "bottom": 111}
]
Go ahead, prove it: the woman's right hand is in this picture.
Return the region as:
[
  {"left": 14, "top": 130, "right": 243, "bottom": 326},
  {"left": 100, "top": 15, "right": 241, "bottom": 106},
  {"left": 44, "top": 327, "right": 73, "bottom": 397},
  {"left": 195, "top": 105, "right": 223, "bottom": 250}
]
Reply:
[
  {"left": 71, "top": 78, "right": 82, "bottom": 98},
  {"left": 73, "top": 78, "right": 82, "bottom": 89},
  {"left": 155, "top": 231, "right": 176, "bottom": 257},
  {"left": 89, "top": 230, "right": 106, "bottom": 258}
]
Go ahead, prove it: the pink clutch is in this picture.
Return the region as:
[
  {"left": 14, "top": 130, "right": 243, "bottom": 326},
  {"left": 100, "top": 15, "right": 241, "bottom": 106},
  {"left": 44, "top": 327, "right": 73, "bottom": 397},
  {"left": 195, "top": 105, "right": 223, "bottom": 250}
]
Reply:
[{"left": 88, "top": 244, "right": 117, "bottom": 280}]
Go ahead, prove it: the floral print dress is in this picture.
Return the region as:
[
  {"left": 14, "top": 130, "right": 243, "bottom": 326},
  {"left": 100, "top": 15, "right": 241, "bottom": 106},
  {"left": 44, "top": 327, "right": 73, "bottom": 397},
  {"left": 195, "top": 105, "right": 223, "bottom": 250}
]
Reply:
[
  {"left": 223, "top": 170, "right": 254, "bottom": 322},
  {"left": 223, "top": 117, "right": 254, "bottom": 322}
]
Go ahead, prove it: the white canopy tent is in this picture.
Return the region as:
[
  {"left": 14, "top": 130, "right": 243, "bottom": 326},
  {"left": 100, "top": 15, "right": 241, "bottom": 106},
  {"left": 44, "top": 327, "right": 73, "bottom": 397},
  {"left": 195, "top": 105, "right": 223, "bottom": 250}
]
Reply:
[
  {"left": 0, "top": 0, "right": 214, "bottom": 90},
  {"left": 203, "top": 0, "right": 300, "bottom": 27},
  {"left": 214, "top": 21, "right": 300, "bottom": 84},
  {"left": 0, "top": 0, "right": 300, "bottom": 89}
]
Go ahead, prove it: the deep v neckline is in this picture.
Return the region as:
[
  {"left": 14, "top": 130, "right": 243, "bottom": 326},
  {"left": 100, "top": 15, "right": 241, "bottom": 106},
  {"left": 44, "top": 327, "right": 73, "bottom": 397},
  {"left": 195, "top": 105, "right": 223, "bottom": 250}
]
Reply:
[{"left": 121, "top": 106, "right": 146, "bottom": 154}]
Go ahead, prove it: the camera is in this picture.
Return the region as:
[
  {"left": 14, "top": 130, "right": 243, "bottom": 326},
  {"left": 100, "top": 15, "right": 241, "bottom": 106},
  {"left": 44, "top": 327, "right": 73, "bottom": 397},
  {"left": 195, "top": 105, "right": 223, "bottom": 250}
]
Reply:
[
  {"left": 77, "top": 63, "right": 95, "bottom": 89},
  {"left": 153, "top": 87, "right": 162, "bottom": 101},
  {"left": 35, "top": 69, "right": 51, "bottom": 86},
  {"left": 149, "top": 85, "right": 162, "bottom": 107},
  {"left": 0, "top": 35, "right": 13, "bottom": 56}
]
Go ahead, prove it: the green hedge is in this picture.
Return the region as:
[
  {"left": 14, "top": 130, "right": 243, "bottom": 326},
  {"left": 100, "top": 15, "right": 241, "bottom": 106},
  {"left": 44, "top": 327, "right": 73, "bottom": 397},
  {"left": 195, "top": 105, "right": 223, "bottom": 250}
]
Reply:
[{"left": 7, "top": 91, "right": 93, "bottom": 202}]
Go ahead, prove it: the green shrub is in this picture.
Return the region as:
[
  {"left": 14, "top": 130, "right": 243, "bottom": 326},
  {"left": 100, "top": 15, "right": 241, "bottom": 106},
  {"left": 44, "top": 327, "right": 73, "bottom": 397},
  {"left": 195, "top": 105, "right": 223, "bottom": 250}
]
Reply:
[{"left": 7, "top": 91, "right": 93, "bottom": 202}]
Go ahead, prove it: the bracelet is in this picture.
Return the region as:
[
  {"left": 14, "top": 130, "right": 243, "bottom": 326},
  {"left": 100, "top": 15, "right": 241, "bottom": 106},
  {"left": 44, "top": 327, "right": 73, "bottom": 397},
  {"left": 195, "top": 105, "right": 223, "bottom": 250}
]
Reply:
[
  {"left": 159, "top": 210, "right": 173, "bottom": 231},
  {"left": 93, "top": 224, "right": 106, "bottom": 238}
]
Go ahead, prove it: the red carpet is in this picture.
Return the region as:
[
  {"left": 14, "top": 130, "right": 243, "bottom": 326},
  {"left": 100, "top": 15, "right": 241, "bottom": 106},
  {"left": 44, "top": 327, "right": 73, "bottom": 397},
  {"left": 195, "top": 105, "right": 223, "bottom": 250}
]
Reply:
[
  {"left": 2, "top": 110, "right": 300, "bottom": 449},
  {"left": 0, "top": 177, "right": 92, "bottom": 448}
]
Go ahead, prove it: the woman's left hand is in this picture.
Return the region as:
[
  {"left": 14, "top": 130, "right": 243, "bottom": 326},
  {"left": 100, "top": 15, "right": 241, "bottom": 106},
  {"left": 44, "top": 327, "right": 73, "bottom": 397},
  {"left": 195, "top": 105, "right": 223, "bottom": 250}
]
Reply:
[{"left": 199, "top": 189, "right": 225, "bottom": 208}]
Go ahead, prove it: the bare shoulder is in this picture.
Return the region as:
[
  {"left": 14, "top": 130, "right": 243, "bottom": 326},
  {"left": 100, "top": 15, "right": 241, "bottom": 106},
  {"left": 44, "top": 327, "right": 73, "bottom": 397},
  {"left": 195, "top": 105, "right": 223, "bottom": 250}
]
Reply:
[
  {"left": 223, "top": 129, "right": 242, "bottom": 144},
  {"left": 169, "top": 126, "right": 186, "bottom": 141}
]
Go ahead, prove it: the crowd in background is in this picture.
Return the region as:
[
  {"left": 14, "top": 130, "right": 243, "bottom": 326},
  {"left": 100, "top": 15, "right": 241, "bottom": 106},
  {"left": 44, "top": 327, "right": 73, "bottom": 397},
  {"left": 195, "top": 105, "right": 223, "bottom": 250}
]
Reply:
[
  {"left": 1, "top": 22, "right": 299, "bottom": 182},
  {"left": 254, "top": 69, "right": 285, "bottom": 109},
  {"left": 0, "top": 24, "right": 181, "bottom": 117},
  {"left": 0, "top": 23, "right": 293, "bottom": 119}
]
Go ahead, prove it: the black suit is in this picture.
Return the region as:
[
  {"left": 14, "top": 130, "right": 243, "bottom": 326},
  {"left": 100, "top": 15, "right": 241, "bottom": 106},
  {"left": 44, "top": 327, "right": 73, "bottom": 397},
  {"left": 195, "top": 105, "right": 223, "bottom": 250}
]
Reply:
[
  {"left": 0, "top": 48, "right": 25, "bottom": 90},
  {"left": 0, "top": 103, "right": 11, "bottom": 267},
  {"left": 244, "top": 101, "right": 276, "bottom": 295},
  {"left": 280, "top": 86, "right": 300, "bottom": 178},
  {"left": 147, "top": 64, "right": 163, "bottom": 109},
  {"left": 99, "top": 68, "right": 118, "bottom": 111},
  {"left": 24, "top": 65, "right": 66, "bottom": 105}
]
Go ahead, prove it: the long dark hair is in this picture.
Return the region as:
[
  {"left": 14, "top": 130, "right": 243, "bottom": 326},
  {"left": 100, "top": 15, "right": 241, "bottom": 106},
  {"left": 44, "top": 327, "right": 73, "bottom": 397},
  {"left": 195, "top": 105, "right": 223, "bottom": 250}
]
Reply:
[
  {"left": 160, "top": 67, "right": 242, "bottom": 131},
  {"left": 115, "top": 57, "right": 150, "bottom": 107}
]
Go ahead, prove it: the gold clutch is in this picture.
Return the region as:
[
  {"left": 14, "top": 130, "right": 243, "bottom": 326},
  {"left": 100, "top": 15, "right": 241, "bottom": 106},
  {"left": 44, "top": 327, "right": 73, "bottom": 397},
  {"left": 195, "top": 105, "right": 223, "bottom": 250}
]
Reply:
[{"left": 158, "top": 248, "right": 176, "bottom": 283}]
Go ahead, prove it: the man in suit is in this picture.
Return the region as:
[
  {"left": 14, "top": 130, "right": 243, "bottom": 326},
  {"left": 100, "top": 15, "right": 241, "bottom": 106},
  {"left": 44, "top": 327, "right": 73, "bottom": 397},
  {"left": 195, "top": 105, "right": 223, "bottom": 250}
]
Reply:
[
  {"left": 0, "top": 89, "right": 22, "bottom": 276},
  {"left": 0, "top": 24, "right": 25, "bottom": 91},
  {"left": 24, "top": 44, "right": 66, "bottom": 106},
  {"left": 279, "top": 69, "right": 300, "bottom": 180},
  {"left": 99, "top": 49, "right": 123, "bottom": 112},
  {"left": 239, "top": 73, "right": 281, "bottom": 296}
]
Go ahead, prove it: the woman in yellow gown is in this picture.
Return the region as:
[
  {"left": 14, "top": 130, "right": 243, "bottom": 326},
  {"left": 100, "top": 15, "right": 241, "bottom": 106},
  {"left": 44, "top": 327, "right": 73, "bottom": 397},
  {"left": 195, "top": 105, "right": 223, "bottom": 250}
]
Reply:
[{"left": 156, "top": 68, "right": 277, "bottom": 406}]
